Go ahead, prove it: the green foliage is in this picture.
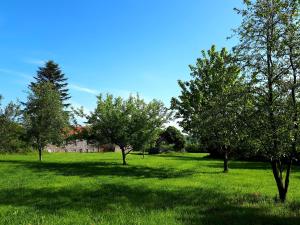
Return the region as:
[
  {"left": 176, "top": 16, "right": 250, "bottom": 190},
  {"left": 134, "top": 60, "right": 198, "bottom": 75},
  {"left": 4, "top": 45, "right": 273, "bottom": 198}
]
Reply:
[
  {"left": 185, "top": 143, "right": 202, "bottom": 153},
  {"left": 157, "top": 126, "right": 185, "bottom": 151},
  {"left": 234, "top": 0, "right": 300, "bottom": 202},
  {"left": 24, "top": 82, "right": 68, "bottom": 160},
  {"left": 30, "top": 60, "right": 70, "bottom": 107},
  {"left": 171, "top": 45, "right": 246, "bottom": 171},
  {"left": 87, "top": 94, "right": 171, "bottom": 164},
  {"left": 0, "top": 96, "right": 28, "bottom": 152}
]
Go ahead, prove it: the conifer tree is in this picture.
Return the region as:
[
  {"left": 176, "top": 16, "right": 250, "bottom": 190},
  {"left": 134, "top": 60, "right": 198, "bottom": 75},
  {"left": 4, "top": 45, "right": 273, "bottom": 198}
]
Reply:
[{"left": 30, "top": 60, "right": 70, "bottom": 107}]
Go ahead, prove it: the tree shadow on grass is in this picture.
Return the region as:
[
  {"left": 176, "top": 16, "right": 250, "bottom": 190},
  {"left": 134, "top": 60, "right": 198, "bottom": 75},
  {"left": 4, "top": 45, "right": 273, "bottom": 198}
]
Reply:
[
  {"left": 151, "top": 154, "right": 214, "bottom": 162},
  {"left": 0, "top": 183, "right": 299, "bottom": 225},
  {"left": 207, "top": 161, "right": 300, "bottom": 173},
  {"left": 206, "top": 161, "right": 271, "bottom": 170},
  {"left": 0, "top": 159, "right": 194, "bottom": 179},
  {"left": 151, "top": 154, "right": 274, "bottom": 171}
]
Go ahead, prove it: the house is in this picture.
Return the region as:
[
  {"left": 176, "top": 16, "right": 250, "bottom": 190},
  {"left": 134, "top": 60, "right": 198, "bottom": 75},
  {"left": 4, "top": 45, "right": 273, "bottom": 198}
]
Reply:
[{"left": 46, "top": 126, "right": 121, "bottom": 153}]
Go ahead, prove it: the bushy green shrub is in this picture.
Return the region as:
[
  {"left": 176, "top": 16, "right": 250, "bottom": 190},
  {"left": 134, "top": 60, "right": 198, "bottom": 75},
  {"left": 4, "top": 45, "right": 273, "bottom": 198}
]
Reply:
[
  {"left": 0, "top": 119, "right": 30, "bottom": 153},
  {"left": 156, "top": 126, "right": 185, "bottom": 152},
  {"left": 185, "top": 143, "right": 202, "bottom": 153}
]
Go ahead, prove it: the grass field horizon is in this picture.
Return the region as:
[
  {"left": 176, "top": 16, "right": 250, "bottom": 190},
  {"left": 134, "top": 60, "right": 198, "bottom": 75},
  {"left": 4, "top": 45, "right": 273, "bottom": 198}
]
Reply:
[{"left": 1, "top": 152, "right": 300, "bottom": 225}]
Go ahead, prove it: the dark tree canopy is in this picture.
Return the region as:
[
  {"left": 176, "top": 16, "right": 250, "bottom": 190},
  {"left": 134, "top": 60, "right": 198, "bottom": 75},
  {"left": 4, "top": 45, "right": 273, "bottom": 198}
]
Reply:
[
  {"left": 30, "top": 60, "right": 70, "bottom": 107},
  {"left": 157, "top": 126, "right": 185, "bottom": 151}
]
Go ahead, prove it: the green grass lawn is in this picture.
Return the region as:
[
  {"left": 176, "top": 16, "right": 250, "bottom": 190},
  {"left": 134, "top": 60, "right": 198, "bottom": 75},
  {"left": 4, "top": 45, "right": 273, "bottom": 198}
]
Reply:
[{"left": 0, "top": 152, "right": 300, "bottom": 225}]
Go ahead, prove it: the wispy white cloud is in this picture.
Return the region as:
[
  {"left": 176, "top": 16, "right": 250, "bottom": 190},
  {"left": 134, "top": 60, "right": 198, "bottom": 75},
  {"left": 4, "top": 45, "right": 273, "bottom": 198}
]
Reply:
[
  {"left": 23, "top": 58, "right": 45, "bottom": 66},
  {"left": 0, "top": 68, "right": 32, "bottom": 81},
  {"left": 69, "top": 84, "right": 98, "bottom": 95},
  {"left": 69, "top": 84, "right": 145, "bottom": 99}
]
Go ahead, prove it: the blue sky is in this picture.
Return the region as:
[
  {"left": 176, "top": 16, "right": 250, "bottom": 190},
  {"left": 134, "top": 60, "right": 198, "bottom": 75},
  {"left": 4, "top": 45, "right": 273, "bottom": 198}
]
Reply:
[{"left": 0, "top": 0, "right": 242, "bottom": 112}]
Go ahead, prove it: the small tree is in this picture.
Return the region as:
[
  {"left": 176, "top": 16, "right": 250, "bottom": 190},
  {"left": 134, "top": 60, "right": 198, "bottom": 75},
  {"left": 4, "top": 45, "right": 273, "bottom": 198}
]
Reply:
[
  {"left": 171, "top": 45, "right": 245, "bottom": 172},
  {"left": 0, "top": 96, "right": 27, "bottom": 152},
  {"left": 88, "top": 94, "right": 170, "bottom": 165},
  {"left": 24, "top": 82, "right": 68, "bottom": 161},
  {"left": 157, "top": 126, "right": 185, "bottom": 151}
]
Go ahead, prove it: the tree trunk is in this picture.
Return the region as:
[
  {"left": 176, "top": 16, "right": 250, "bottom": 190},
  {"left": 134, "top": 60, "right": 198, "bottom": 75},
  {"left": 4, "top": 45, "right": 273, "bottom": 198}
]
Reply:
[
  {"left": 271, "top": 159, "right": 292, "bottom": 202},
  {"left": 38, "top": 145, "right": 42, "bottom": 161},
  {"left": 223, "top": 151, "right": 229, "bottom": 173},
  {"left": 121, "top": 147, "right": 127, "bottom": 165},
  {"left": 289, "top": 46, "right": 298, "bottom": 157}
]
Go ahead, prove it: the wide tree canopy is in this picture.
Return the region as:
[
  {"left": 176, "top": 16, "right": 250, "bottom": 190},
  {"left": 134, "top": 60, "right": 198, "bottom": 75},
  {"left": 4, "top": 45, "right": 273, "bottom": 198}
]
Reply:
[{"left": 87, "top": 94, "right": 171, "bottom": 165}]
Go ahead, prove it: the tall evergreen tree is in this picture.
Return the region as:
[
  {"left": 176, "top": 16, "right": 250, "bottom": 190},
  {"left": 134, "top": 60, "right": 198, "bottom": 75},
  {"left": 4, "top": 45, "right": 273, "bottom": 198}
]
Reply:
[{"left": 30, "top": 60, "right": 70, "bottom": 107}]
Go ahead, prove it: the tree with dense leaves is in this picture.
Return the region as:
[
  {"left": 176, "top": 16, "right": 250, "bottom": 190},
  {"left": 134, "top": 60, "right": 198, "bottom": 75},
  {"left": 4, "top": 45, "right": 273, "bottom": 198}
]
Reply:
[
  {"left": 30, "top": 60, "right": 70, "bottom": 107},
  {"left": 24, "top": 83, "right": 68, "bottom": 161},
  {"left": 233, "top": 0, "right": 300, "bottom": 202},
  {"left": 156, "top": 126, "right": 185, "bottom": 151},
  {"left": 87, "top": 94, "right": 171, "bottom": 165},
  {"left": 0, "top": 96, "right": 27, "bottom": 152},
  {"left": 171, "top": 45, "right": 246, "bottom": 172},
  {"left": 281, "top": 0, "right": 300, "bottom": 162}
]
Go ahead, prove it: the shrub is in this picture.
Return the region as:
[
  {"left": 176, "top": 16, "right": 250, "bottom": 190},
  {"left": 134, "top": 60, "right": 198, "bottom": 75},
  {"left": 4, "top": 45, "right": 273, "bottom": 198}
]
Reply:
[{"left": 185, "top": 143, "right": 202, "bottom": 153}]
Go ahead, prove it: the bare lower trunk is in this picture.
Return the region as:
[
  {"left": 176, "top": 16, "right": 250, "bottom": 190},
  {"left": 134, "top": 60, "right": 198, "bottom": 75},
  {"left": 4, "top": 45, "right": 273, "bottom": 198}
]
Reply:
[
  {"left": 223, "top": 151, "right": 229, "bottom": 173},
  {"left": 121, "top": 147, "right": 127, "bottom": 165},
  {"left": 38, "top": 146, "right": 42, "bottom": 161},
  {"left": 271, "top": 159, "right": 292, "bottom": 202}
]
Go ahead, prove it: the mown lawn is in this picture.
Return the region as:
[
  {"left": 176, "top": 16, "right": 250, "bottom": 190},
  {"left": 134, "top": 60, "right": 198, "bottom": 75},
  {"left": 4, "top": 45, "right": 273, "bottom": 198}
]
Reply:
[{"left": 0, "top": 152, "right": 300, "bottom": 225}]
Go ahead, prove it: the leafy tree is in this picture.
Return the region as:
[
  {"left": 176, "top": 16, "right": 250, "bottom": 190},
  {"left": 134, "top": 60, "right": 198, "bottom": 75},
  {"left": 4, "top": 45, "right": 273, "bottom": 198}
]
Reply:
[
  {"left": 233, "top": 0, "right": 300, "bottom": 202},
  {"left": 281, "top": 0, "right": 300, "bottom": 161},
  {"left": 87, "top": 94, "right": 171, "bottom": 165},
  {"left": 30, "top": 60, "right": 70, "bottom": 107},
  {"left": 157, "top": 126, "right": 185, "bottom": 151},
  {"left": 171, "top": 45, "right": 245, "bottom": 172},
  {"left": 0, "top": 96, "right": 27, "bottom": 152},
  {"left": 24, "top": 83, "right": 68, "bottom": 161}
]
